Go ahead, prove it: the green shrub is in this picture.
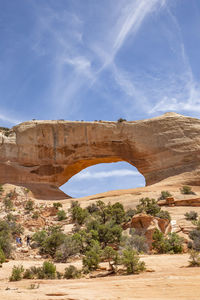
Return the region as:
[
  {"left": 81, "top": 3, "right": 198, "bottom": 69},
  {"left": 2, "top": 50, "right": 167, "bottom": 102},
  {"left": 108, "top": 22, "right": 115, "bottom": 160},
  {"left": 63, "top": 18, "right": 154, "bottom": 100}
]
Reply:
[
  {"left": 9, "top": 265, "right": 24, "bottom": 281},
  {"left": 25, "top": 200, "right": 34, "bottom": 212},
  {"left": 86, "top": 203, "right": 99, "bottom": 214},
  {"left": 32, "top": 211, "right": 40, "bottom": 219},
  {"left": 188, "top": 250, "right": 200, "bottom": 267},
  {"left": 82, "top": 241, "right": 101, "bottom": 272},
  {"left": 55, "top": 235, "right": 80, "bottom": 262},
  {"left": 121, "top": 248, "right": 146, "bottom": 274},
  {"left": 57, "top": 209, "right": 67, "bottom": 221},
  {"left": 125, "top": 208, "right": 137, "bottom": 221},
  {"left": 41, "top": 261, "right": 56, "bottom": 279},
  {"left": 53, "top": 202, "right": 63, "bottom": 209},
  {"left": 0, "top": 184, "right": 3, "bottom": 194},
  {"left": 152, "top": 229, "right": 183, "bottom": 254},
  {"left": 32, "top": 230, "right": 48, "bottom": 247},
  {"left": 185, "top": 211, "right": 198, "bottom": 221},
  {"left": 3, "top": 196, "right": 13, "bottom": 211},
  {"left": 156, "top": 210, "right": 171, "bottom": 221},
  {"left": 70, "top": 204, "right": 88, "bottom": 225},
  {"left": 122, "top": 229, "right": 148, "bottom": 253},
  {"left": 158, "top": 191, "right": 172, "bottom": 200},
  {"left": 117, "top": 118, "right": 127, "bottom": 123},
  {"left": 42, "top": 231, "right": 66, "bottom": 257},
  {"left": 136, "top": 198, "right": 160, "bottom": 216},
  {"left": 64, "top": 265, "right": 81, "bottom": 279},
  {"left": 180, "top": 186, "right": 195, "bottom": 195},
  {"left": 0, "top": 248, "right": 5, "bottom": 264},
  {"left": 102, "top": 246, "right": 119, "bottom": 272},
  {"left": 189, "top": 229, "right": 200, "bottom": 251},
  {"left": 0, "top": 219, "right": 13, "bottom": 257}
]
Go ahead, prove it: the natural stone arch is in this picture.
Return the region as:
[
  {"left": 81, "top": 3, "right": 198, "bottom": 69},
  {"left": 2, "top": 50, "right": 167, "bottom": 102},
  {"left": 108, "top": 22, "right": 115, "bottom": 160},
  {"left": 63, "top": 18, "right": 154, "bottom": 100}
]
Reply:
[
  {"left": 61, "top": 161, "right": 145, "bottom": 197},
  {"left": 1, "top": 112, "right": 200, "bottom": 199}
]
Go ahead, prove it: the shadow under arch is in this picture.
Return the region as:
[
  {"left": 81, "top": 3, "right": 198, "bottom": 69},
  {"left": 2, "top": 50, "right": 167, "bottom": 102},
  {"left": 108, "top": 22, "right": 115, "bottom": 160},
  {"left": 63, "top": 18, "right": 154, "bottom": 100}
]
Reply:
[{"left": 60, "top": 161, "right": 145, "bottom": 198}]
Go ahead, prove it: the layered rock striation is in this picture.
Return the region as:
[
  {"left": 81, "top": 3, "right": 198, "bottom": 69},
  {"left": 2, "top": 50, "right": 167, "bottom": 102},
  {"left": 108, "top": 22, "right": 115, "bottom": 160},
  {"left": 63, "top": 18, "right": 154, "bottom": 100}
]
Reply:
[{"left": 1, "top": 112, "right": 200, "bottom": 198}]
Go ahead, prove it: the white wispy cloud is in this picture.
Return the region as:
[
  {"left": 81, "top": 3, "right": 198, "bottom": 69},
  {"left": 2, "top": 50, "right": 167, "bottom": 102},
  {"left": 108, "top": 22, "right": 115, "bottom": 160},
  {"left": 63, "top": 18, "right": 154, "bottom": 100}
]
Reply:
[
  {"left": 149, "top": 9, "right": 200, "bottom": 115},
  {"left": 73, "top": 169, "right": 139, "bottom": 180}
]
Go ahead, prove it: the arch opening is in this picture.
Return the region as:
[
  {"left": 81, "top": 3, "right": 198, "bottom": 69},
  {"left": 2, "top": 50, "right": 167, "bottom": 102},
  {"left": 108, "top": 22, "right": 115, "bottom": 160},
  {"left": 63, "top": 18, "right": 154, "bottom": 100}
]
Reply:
[{"left": 60, "top": 162, "right": 145, "bottom": 198}]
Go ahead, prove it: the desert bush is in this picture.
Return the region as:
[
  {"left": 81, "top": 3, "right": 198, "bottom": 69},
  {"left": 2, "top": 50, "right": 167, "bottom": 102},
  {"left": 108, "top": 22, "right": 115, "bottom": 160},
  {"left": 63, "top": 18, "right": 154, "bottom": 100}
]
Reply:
[
  {"left": 86, "top": 203, "right": 99, "bottom": 214},
  {"left": 185, "top": 211, "right": 198, "bottom": 221},
  {"left": 158, "top": 191, "right": 172, "bottom": 200},
  {"left": 64, "top": 265, "right": 81, "bottom": 279},
  {"left": 69, "top": 202, "right": 88, "bottom": 225},
  {"left": 152, "top": 229, "right": 183, "bottom": 254},
  {"left": 0, "top": 219, "right": 13, "bottom": 257},
  {"left": 32, "top": 211, "right": 40, "bottom": 219},
  {"left": 180, "top": 186, "right": 195, "bottom": 195},
  {"left": 0, "top": 248, "right": 5, "bottom": 264},
  {"left": 3, "top": 195, "right": 13, "bottom": 211},
  {"left": 55, "top": 235, "right": 80, "bottom": 262},
  {"left": 125, "top": 208, "right": 137, "bottom": 221},
  {"left": 122, "top": 229, "right": 148, "bottom": 253},
  {"left": 32, "top": 230, "right": 48, "bottom": 247},
  {"left": 0, "top": 184, "right": 3, "bottom": 194},
  {"left": 189, "top": 229, "right": 200, "bottom": 251},
  {"left": 6, "top": 213, "right": 17, "bottom": 222},
  {"left": 102, "top": 246, "right": 119, "bottom": 272},
  {"left": 25, "top": 199, "right": 34, "bottom": 212},
  {"left": 9, "top": 265, "right": 24, "bottom": 281},
  {"left": 82, "top": 241, "right": 102, "bottom": 272},
  {"left": 53, "top": 202, "right": 63, "bottom": 209},
  {"left": 42, "top": 231, "right": 66, "bottom": 257},
  {"left": 41, "top": 261, "right": 56, "bottom": 279},
  {"left": 117, "top": 118, "right": 127, "bottom": 123},
  {"left": 156, "top": 210, "right": 171, "bottom": 221},
  {"left": 121, "top": 248, "right": 146, "bottom": 274},
  {"left": 57, "top": 209, "right": 67, "bottom": 221},
  {"left": 136, "top": 198, "right": 161, "bottom": 216},
  {"left": 188, "top": 250, "right": 200, "bottom": 267}
]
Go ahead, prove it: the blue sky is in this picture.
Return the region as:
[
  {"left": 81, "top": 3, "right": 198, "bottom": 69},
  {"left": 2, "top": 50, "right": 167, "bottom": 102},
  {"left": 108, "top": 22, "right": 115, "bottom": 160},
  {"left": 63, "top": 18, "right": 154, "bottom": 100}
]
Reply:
[{"left": 1, "top": 0, "right": 200, "bottom": 197}]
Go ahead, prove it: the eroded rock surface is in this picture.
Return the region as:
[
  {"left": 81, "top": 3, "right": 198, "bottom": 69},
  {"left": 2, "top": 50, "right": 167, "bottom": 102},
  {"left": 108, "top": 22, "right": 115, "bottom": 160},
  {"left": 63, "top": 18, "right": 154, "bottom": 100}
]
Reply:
[
  {"left": 1, "top": 112, "right": 200, "bottom": 198},
  {"left": 123, "top": 213, "right": 171, "bottom": 250}
]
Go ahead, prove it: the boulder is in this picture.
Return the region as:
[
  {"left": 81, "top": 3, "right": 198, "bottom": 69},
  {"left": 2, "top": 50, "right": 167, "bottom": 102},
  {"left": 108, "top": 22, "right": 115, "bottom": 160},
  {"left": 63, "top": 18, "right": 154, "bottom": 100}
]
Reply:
[{"left": 124, "top": 213, "right": 172, "bottom": 250}]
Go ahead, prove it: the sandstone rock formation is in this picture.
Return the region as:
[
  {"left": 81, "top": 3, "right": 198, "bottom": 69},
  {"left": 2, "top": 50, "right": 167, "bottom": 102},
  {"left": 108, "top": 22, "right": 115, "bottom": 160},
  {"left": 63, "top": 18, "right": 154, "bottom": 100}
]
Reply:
[
  {"left": 1, "top": 112, "right": 200, "bottom": 199},
  {"left": 123, "top": 213, "right": 171, "bottom": 250}
]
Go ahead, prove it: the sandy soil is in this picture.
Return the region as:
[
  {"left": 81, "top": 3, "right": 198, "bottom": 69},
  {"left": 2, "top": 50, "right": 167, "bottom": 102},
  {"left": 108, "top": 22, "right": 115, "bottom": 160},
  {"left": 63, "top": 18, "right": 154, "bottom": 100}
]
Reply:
[{"left": 0, "top": 254, "right": 199, "bottom": 300}]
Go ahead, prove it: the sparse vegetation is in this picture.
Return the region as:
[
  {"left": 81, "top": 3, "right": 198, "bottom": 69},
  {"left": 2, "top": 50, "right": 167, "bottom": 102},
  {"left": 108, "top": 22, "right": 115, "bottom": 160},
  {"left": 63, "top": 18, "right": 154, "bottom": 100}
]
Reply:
[
  {"left": 53, "top": 202, "right": 63, "bottom": 209},
  {"left": 64, "top": 265, "right": 81, "bottom": 279},
  {"left": 152, "top": 229, "right": 183, "bottom": 254},
  {"left": 158, "top": 191, "right": 172, "bottom": 200},
  {"left": 9, "top": 265, "right": 24, "bottom": 281},
  {"left": 117, "top": 118, "right": 127, "bottom": 123},
  {"left": 185, "top": 211, "right": 198, "bottom": 221},
  {"left": 57, "top": 209, "right": 67, "bottom": 221},
  {"left": 25, "top": 199, "right": 34, "bottom": 212},
  {"left": 180, "top": 185, "right": 195, "bottom": 195},
  {"left": 188, "top": 250, "right": 200, "bottom": 267},
  {"left": 121, "top": 248, "right": 146, "bottom": 274},
  {"left": 122, "top": 228, "right": 149, "bottom": 253}
]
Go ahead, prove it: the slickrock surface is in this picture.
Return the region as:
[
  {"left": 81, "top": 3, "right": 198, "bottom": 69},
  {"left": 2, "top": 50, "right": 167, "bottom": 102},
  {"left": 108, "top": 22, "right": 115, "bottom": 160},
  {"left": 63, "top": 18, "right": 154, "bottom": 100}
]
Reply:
[{"left": 1, "top": 112, "right": 200, "bottom": 199}]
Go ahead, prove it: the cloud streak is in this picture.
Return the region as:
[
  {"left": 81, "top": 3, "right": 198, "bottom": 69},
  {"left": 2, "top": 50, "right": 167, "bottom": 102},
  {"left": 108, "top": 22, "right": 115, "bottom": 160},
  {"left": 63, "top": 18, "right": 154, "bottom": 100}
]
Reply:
[{"left": 73, "top": 169, "right": 140, "bottom": 180}]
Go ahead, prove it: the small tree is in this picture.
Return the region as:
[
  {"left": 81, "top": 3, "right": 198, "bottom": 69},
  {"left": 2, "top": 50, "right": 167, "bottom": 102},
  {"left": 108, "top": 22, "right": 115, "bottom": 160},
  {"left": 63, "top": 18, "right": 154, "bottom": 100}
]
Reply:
[
  {"left": 121, "top": 248, "right": 145, "bottom": 274},
  {"left": 117, "top": 118, "right": 127, "bottom": 123},
  {"left": 0, "top": 248, "right": 5, "bottom": 264},
  {"left": 55, "top": 235, "right": 80, "bottom": 262},
  {"left": 102, "top": 246, "right": 119, "bottom": 272},
  {"left": 82, "top": 241, "right": 101, "bottom": 272}
]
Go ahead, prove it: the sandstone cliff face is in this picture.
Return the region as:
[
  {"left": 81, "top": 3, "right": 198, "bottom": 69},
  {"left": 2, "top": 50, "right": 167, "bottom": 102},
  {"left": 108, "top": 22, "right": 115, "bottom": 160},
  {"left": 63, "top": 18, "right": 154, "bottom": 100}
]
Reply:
[{"left": 1, "top": 112, "right": 200, "bottom": 198}]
